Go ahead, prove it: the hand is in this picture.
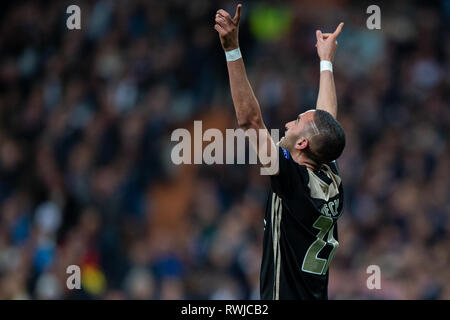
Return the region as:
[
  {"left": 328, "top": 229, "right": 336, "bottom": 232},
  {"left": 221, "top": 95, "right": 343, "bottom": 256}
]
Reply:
[
  {"left": 214, "top": 4, "right": 242, "bottom": 51},
  {"left": 315, "top": 22, "right": 344, "bottom": 62}
]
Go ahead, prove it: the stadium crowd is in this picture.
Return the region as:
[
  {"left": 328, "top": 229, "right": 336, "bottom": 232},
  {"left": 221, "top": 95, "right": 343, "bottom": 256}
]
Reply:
[{"left": 0, "top": 0, "right": 448, "bottom": 299}]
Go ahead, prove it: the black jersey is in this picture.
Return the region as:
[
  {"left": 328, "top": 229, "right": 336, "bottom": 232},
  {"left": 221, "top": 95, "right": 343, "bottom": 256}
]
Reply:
[{"left": 260, "top": 147, "right": 344, "bottom": 300}]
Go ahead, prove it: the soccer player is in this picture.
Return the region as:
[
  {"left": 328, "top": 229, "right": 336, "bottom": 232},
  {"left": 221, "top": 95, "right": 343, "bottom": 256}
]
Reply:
[{"left": 214, "top": 4, "right": 346, "bottom": 299}]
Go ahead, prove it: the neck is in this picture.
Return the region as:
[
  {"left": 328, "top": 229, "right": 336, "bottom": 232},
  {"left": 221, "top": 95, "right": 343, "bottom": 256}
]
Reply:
[{"left": 290, "top": 151, "right": 320, "bottom": 171}]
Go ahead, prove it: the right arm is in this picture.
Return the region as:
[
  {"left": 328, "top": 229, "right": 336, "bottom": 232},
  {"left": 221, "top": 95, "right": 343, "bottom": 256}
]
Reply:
[{"left": 215, "top": 5, "right": 279, "bottom": 175}]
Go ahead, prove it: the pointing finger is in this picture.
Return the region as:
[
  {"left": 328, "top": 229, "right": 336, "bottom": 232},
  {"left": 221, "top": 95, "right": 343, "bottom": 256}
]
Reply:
[
  {"left": 233, "top": 4, "right": 242, "bottom": 23},
  {"left": 332, "top": 22, "right": 344, "bottom": 38}
]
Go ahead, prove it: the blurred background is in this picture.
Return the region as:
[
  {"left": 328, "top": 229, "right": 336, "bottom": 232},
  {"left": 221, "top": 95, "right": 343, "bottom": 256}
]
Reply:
[{"left": 0, "top": 0, "right": 449, "bottom": 299}]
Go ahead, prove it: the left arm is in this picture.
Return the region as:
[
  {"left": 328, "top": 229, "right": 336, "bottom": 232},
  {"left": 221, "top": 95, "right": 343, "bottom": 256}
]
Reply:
[{"left": 315, "top": 23, "right": 344, "bottom": 119}]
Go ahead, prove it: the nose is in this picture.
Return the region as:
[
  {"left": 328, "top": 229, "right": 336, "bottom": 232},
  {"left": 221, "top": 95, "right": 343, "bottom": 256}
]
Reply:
[{"left": 285, "top": 121, "right": 294, "bottom": 131}]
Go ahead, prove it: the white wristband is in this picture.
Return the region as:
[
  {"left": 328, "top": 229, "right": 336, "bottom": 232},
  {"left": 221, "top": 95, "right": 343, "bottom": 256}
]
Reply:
[
  {"left": 225, "top": 48, "right": 242, "bottom": 61},
  {"left": 320, "top": 60, "right": 333, "bottom": 72}
]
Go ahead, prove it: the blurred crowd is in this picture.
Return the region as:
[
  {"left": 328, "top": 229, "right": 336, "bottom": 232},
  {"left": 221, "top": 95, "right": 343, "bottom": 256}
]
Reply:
[{"left": 0, "top": 0, "right": 449, "bottom": 299}]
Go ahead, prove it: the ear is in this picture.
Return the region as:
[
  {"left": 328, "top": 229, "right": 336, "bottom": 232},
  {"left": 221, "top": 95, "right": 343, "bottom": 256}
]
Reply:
[{"left": 295, "top": 137, "right": 308, "bottom": 151}]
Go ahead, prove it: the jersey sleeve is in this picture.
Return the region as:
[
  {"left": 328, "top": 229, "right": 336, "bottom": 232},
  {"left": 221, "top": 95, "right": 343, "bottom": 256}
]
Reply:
[{"left": 270, "top": 147, "right": 302, "bottom": 197}]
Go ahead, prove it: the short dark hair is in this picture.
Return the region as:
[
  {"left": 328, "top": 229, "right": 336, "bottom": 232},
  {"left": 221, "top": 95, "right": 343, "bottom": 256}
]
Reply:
[{"left": 308, "top": 110, "right": 346, "bottom": 164}]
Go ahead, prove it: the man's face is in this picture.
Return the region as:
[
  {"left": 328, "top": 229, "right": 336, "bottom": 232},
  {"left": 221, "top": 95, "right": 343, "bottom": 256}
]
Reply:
[{"left": 278, "top": 110, "right": 316, "bottom": 151}]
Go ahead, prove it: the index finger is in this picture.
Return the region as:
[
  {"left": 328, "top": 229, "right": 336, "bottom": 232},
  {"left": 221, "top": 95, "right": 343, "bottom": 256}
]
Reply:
[
  {"left": 233, "top": 4, "right": 242, "bottom": 23},
  {"left": 332, "top": 22, "right": 344, "bottom": 38}
]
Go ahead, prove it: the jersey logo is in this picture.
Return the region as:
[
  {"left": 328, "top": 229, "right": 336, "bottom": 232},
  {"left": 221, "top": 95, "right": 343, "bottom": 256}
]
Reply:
[{"left": 282, "top": 148, "right": 290, "bottom": 159}]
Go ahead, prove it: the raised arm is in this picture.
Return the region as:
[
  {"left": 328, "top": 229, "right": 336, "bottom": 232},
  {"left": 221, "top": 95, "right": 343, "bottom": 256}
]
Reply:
[
  {"left": 315, "top": 23, "right": 344, "bottom": 119},
  {"left": 215, "top": 5, "right": 263, "bottom": 130},
  {"left": 215, "top": 4, "right": 278, "bottom": 175}
]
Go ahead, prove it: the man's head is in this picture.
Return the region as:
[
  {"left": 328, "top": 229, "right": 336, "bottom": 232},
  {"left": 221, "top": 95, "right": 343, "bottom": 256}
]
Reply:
[{"left": 278, "top": 109, "right": 345, "bottom": 165}]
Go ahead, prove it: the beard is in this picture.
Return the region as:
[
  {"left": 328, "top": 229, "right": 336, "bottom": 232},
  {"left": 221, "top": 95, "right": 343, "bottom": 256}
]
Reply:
[{"left": 278, "top": 135, "right": 295, "bottom": 151}]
